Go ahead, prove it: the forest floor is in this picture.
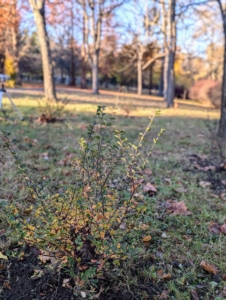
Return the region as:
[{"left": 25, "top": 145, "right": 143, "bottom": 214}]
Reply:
[{"left": 0, "top": 90, "right": 226, "bottom": 300}]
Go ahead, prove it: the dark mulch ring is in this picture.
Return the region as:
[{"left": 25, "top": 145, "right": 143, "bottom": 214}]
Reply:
[
  {"left": 0, "top": 246, "right": 167, "bottom": 300},
  {"left": 0, "top": 244, "right": 222, "bottom": 300}
]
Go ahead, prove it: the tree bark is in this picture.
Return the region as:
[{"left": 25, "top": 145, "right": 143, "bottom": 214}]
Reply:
[
  {"left": 163, "top": 0, "right": 176, "bottom": 108},
  {"left": 158, "top": 58, "right": 164, "bottom": 96},
  {"left": 70, "top": 38, "right": 76, "bottom": 86},
  {"left": 149, "top": 63, "right": 153, "bottom": 95},
  {"left": 92, "top": 50, "right": 99, "bottom": 94},
  {"left": 81, "top": 57, "right": 87, "bottom": 89},
  {"left": 137, "top": 52, "right": 143, "bottom": 95},
  {"left": 217, "top": 0, "right": 226, "bottom": 138},
  {"left": 0, "top": 52, "right": 5, "bottom": 73},
  {"left": 29, "top": 0, "right": 56, "bottom": 102}
]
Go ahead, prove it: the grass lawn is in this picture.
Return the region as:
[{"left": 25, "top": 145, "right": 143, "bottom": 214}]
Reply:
[{"left": 0, "top": 90, "right": 226, "bottom": 300}]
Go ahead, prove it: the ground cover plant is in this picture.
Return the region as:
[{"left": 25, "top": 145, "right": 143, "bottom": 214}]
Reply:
[{"left": 0, "top": 91, "right": 226, "bottom": 299}]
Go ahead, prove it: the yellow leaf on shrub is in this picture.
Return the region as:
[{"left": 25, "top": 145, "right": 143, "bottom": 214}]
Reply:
[
  {"left": 143, "top": 235, "right": 152, "bottom": 242},
  {"left": 27, "top": 225, "right": 35, "bottom": 231},
  {"left": 0, "top": 252, "right": 8, "bottom": 260},
  {"left": 100, "top": 231, "right": 105, "bottom": 239}
]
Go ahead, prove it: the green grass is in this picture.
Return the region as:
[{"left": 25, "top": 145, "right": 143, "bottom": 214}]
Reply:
[{"left": 0, "top": 91, "right": 226, "bottom": 299}]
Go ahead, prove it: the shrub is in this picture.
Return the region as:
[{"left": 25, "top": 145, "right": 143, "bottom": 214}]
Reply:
[
  {"left": 2, "top": 107, "right": 163, "bottom": 288},
  {"left": 189, "top": 80, "right": 221, "bottom": 108},
  {"left": 36, "top": 97, "right": 69, "bottom": 123}
]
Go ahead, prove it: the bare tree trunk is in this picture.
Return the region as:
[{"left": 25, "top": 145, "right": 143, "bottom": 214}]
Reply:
[
  {"left": 163, "top": 0, "right": 176, "bottom": 108},
  {"left": 218, "top": 1, "right": 226, "bottom": 138},
  {"left": 158, "top": 58, "right": 164, "bottom": 96},
  {"left": 11, "top": 1, "right": 21, "bottom": 85},
  {"left": 149, "top": 63, "right": 153, "bottom": 95},
  {"left": 137, "top": 52, "right": 142, "bottom": 95},
  {"left": 70, "top": 39, "right": 76, "bottom": 86},
  {"left": 92, "top": 50, "right": 99, "bottom": 94},
  {"left": 29, "top": 0, "right": 56, "bottom": 102},
  {"left": 69, "top": 0, "right": 75, "bottom": 86},
  {"left": 0, "top": 52, "right": 5, "bottom": 73},
  {"left": 81, "top": 57, "right": 87, "bottom": 89},
  {"left": 164, "top": 49, "right": 175, "bottom": 107}
]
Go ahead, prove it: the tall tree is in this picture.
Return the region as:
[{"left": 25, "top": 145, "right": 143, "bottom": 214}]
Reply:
[
  {"left": 77, "top": 0, "right": 125, "bottom": 94},
  {"left": 217, "top": 0, "right": 226, "bottom": 138},
  {"left": 29, "top": 0, "right": 56, "bottom": 101},
  {"left": 161, "top": 0, "right": 176, "bottom": 107}
]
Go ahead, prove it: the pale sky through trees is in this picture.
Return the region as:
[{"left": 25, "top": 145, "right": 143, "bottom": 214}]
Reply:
[{"left": 19, "top": 0, "right": 223, "bottom": 59}]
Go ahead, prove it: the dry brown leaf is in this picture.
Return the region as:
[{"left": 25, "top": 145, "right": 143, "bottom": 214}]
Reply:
[
  {"left": 3, "top": 282, "right": 11, "bottom": 290},
  {"left": 157, "top": 269, "right": 164, "bottom": 277},
  {"left": 190, "top": 289, "right": 199, "bottom": 300},
  {"left": 162, "top": 273, "right": 172, "bottom": 280},
  {"left": 165, "top": 200, "right": 192, "bottom": 216},
  {"left": 39, "top": 254, "right": 51, "bottom": 264},
  {"left": 119, "top": 222, "right": 127, "bottom": 230},
  {"left": 220, "top": 223, "right": 226, "bottom": 235},
  {"left": 159, "top": 290, "right": 169, "bottom": 299},
  {"left": 200, "top": 260, "right": 218, "bottom": 274},
  {"left": 143, "top": 182, "right": 157, "bottom": 195},
  {"left": 199, "top": 181, "right": 211, "bottom": 188},
  {"left": 209, "top": 221, "right": 221, "bottom": 235},
  {"left": 143, "top": 168, "right": 152, "bottom": 175},
  {"left": 221, "top": 274, "right": 226, "bottom": 281},
  {"left": 220, "top": 162, "right": 226, "bottom": 170},
  {"left": 57, "top": 154, "right": 73, "bottom": 166},
  {"left": 62, "top": 278, "right": 72, "bottom": 289},
  {"left": 204, "top": 165, "right": 216, "bottom": 172},
  {"left": 143, "top": 235, "right": 152, "bottom": 242}
]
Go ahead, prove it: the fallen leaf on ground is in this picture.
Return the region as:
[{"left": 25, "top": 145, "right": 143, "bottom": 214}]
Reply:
[
  {"left": 159, "top": 290, "right": 169, "bottom": 299},
  {"left": 220, "top": 223, "right": 226, "bottom": 235},
  {"left": 62, "top": 278, "right": 72, "bottom": 289},
  {"left": 199, "top": 181, "right": 211, "bottom": 188},
  {"left": 165, "top": 200, "right": 192, "bottom": 216},
  {"left": 41, "top": 152, "right": 49, "bottom": 160},
  {"left": 157, "top": 269, "right": 164, "bottom": 277},
  {"left": 3, "top": 282, "right": 11, "bottom": 289},
  {"left": 0, "top": 252, "right": 8, "bottom": 260},
  {"left": 220, "top": 162, "right": 226, "bottom": 170},
  {"left": 57, "top": 153, "right": 73, "bottom": 166},
  {"left": 200, "top": 260, "right": 218, "bottom": 275},
  {"left": 143, "top": 168, "right": 152, "bottom": 175},
  {"left": 143, "top": 182, "right": 157, "bottom": 196},
  {"left": 162, "top": 273, "right": 172, "bottom": 280},
  {"left": 209, "top": 221, "right": 221, "bottom": 235},
  {"left": 221, "top": 274, "right": 226, "bottom": 281},
  {"left": 38, "top": 251, "right": 55, "bottom": 264},
  {"left": 204, "top": 165, "right": 216, "bottom": 172},
  {"left": 190, "top": 289, "right": 199, "bottom": 300},
  {"left": 143, "top": 235, "right": 152, "bottom": 242},
  {"left": 119, "top": 222, "right": 127, "bottom": 230}
]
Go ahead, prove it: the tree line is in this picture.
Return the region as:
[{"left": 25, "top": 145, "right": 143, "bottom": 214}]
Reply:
[{"left": 0, "top": 0, "right": 226, "bottom": 137}]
